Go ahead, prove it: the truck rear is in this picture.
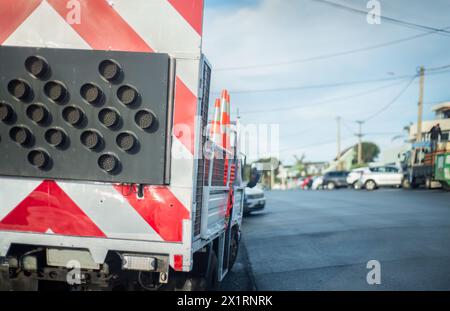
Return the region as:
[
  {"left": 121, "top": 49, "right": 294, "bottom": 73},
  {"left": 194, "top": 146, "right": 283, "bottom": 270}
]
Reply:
[
  {"left": 402, "top": 141, "right": 450, "bottom": 190},
  {"left": 0, "top": 0, "right": 245, "bottom": 290}
]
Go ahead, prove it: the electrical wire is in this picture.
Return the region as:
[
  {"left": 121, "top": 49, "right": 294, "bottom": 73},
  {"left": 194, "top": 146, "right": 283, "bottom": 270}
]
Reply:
[
  {"left": 212, "top": 74, "right": 413, "bottom": 95},
  {"left": 364, "top": 132, "right": 404, "bottom": 136},
  {"left": 211, "top": 68, "right": 450, "bottom": 96},
  {"left": 311, "top": 0, "right": 450, "bottom": 36},
  {"left": 280, "top": 136, "right": 353, "bottom": 152},
  {"left": 342, "top": 120, "right": 357, "bottom": 136},
  {"left": 426, "top": 64, "right": 450, "bottom": 72},
  {"left": 214, "top": 27, "right": 450, "bottom": 72},
  {"left": 239, "top": 79, "right": 408, "bottom": 114},
  {"left": 362, "top": 75, "right": 417, "bottom": 122}
]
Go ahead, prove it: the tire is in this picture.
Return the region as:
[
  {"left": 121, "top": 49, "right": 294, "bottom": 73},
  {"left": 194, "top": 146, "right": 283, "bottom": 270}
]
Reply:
[
  {"left": 228, "top": 227, "right": 240, "bottom": 271},
  {"left": 205, "top": 250, "right": 219, "bottom": 290},
  {"left": 365, "top": 180, "right": 377, "bottom": 191},
  {"left": 443, "top": 182, "right": 450, "bottom": 191},
  {"left": 425, "top": 177, "right": 432, "bottom": 189},
  {"left": 402, "top": 177, "right": 411, "bottom": 189},
  {"left": 326, "top": 182, "right": 335, "bottom": 190},
  {"left": 352, "top": 182, "right": 361, "bottom": 190},
  {"left": 180, "top": 247, "right": 219, "bottom": 291}
]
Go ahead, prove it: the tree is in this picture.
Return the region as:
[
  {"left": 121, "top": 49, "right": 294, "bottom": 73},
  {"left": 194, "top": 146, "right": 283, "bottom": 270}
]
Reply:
[{"left": 353, "top": 142, "right": 380, "bottom": 164}]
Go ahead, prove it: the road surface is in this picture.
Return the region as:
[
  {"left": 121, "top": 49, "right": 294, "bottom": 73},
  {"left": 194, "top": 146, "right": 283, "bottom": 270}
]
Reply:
[{"left": 222, "top": 188, "right": 450, "bottom": 290}]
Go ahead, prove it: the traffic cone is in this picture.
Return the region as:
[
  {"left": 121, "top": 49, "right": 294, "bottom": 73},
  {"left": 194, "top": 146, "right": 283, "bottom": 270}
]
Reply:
[
  {"left": 225, "top": 91, "right": 231, "bottom": 152},
  {"left": 210, "top": 98, "right": 221, "bottom": 144},
  {"left": 219, "top": 90, "right": 229, "bottom": 149}
]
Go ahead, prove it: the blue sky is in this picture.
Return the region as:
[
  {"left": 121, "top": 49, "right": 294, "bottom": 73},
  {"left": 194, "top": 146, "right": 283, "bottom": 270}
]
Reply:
[{"left": 202, "top": 0, "right": 450, "bottom": 164}]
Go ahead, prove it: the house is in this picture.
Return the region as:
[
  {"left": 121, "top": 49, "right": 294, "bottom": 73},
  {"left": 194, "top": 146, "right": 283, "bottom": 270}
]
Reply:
[{"left": 409, "top": 102, "right": 450, "bottom": 142}]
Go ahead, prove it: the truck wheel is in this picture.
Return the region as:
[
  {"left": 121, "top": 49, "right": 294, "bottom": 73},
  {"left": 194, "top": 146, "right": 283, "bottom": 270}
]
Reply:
[
  {"left": 365, "top": 180, "right": 377, "bottom": 191},
  {"left": 443, "top": 182, "right": 450, "bottom": 191},
  {"left": 205, "top": 250, "right": 219, "bottom": 290},
  {"left": 229, "top": 227, "right": 240, "bottom": 271},
  {"left": 402, "top": 178, "right": 411, "bottom": 189},
  {"left": 425, "top": 177, "right": 432, "bottom": 189}
]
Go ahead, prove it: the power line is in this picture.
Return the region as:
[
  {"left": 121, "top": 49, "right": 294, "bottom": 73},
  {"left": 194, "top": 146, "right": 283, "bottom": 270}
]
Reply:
[
  {"left": 212, "top": 73, "right": 414, "bottom": 95},
  {"left": 365, "top": 132, "right": 404, "bottom": 136},
  {"left": 363, "top": 75, "right": 417, "bottom": 122},
  {"left": 342, "top": 120, "right": 357, "bottom": 136},
  {"left": 282, "top": 128, "right": 313, "bottom": 138},
  {"left": 239, "top": 79, "right": 408, "bottom": 114},
  {"left": 211, "top": 65, "right": 450, "bottom": 95},
  {"left": 425, "top": 100, "right": 449, "bottom": 106},
  {"left": 311, "top": 0, "right": 450, "bottom": 36},
  {"left": 214, "top": 27, "right": 450, "bottom": 72},
  {"left": 213, "top": 67, "right": 450, "bottom": 97},
  {"left": 280, "top": 136, "right": 354, "bottom": 153},
  {"left": 425, "top": 64, "right": 450, "bottom": 72}
]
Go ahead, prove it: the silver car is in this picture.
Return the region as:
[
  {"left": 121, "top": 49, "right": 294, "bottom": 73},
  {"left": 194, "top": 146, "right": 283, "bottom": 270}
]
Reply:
[
  {"left": 360, "top": 166, "right": 403, "bottom": 191},
  {"left": 243, "top": 186, "right": 266, "bottom": 215},
  {"left": 347, "top": 167, "right": 370, "bottom": 189}
]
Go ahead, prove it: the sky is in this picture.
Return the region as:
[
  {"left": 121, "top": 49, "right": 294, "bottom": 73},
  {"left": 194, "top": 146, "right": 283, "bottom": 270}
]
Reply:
[{"left": 202, "top": 0, "right": 450, "bottom": 164}]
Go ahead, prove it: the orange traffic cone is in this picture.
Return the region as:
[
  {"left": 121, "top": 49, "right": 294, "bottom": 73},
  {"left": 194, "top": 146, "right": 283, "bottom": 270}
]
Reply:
[{"left": 210, "top": 98, "right": 221, "bottom": 144}]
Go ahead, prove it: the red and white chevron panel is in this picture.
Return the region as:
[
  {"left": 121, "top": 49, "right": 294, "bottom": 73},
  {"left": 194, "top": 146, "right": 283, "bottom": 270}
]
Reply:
[{"left": 0, "top": 0, "right": 205, "bottom": 272}]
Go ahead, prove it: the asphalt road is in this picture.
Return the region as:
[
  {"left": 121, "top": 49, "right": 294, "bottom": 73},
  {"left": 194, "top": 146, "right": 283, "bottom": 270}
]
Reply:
[{"left": 222, "top": 188, "right": 450, "bottom": 290}]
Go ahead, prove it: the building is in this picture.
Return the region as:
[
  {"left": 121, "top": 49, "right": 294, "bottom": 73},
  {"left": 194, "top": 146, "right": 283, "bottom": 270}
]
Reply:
[
  {"left": 304, "top": 162, "right": 328, "bottom": 175},
  {"left": 324, "top": 147, "right": 355, "bottom": 173},
  {"left": 409, "top": 102, "right": 450, "bottom": 142}
]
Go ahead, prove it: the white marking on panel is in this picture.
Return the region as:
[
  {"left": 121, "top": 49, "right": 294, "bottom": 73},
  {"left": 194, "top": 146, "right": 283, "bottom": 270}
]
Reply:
[
  {"left": 176, "top": 58, "right": 201, "bottom": 97},
  {"left": 3, "top": 1, "right": 90, "bottom": 49},
  {"left": 113, "top": 0, "right": 201, "bottom": 54},
  {"left": 113, "top": 0, "right": 201, "bottom": 95},
  {"left": 0, "top": 178, "right": 42, "bottom": 221},
  {"left": 58, "top": 182, "right": 163, "bottom": 241},
  {"left": 170, "top": 138, "right": 193, "bottom": 210}
]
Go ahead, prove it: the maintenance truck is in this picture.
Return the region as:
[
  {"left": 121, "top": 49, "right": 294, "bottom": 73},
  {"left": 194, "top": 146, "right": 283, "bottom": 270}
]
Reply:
[
  {"left": 0, "top": 0, "right": 252, "bottom": 290},
  {"left": 401, "top": 141, "right": 450, "bottom": 191}
]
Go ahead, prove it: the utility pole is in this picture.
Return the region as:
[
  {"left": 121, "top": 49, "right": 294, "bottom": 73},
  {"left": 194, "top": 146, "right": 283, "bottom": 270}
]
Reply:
[
  {"left": 356, "top": 121, "right": 364, "bottom": 165},
  {"left": 416, "top": 66, "right": 425, "bottom": 143},
  {"left": 336, "top": 116, "right": 341, "bottom": 170},
  {"left": 270, "top": 166, "right": 275, "bottom": 190}
]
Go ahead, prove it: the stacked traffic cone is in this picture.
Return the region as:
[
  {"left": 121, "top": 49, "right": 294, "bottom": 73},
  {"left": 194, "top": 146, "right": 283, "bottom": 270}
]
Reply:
[
  {"left": 219, "top": 90, "right": 231, "bottom": 151},
  {"left": 218, "top": 90, "right": 232, "bottom": 185},
  {"left": 210, "top": 98, "right": 222, "bottom": 145}
]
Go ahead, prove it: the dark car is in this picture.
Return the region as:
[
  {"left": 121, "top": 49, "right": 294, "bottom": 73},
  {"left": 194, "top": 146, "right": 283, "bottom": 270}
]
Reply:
[{"left": 323, "top": 171, "right": 349, "bottom": 190}]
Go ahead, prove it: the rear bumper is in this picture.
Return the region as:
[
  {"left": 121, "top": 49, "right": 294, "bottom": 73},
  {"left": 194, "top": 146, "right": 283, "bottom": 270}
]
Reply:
[
  {"left": 0, "top": 229, "right": 190, "bottom": 272},
  {"left": 244, "top": 198, "right": 266, "bottom": 213}
]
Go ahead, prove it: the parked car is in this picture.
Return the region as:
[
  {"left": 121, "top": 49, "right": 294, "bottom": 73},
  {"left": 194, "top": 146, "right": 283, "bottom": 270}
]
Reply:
[
  {"left": 244, "top": 185, "right": 266, "bottom": 215},
  {"left": 360, "top": 166, "right": 403, "bottom": 191},
  {"left": 323, "top": 171, "right": 350, "bottom": 190},
  {"left": 347, "top": 167, "right": 370, "bottom": 189},
  {"left": 311, "top": 176, "right": 324, "bottom": 190},
  {"left": 301, "top": 176, "right": 314, "bottom": 189}
]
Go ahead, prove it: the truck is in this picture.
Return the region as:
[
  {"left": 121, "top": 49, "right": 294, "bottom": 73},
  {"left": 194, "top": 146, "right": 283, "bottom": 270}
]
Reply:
[
  {"left": 0, "top": 0, "right": 252, "bottom": 290},
  {"left": 401, "top": 141, "right": 450, "bottom": 191}
]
